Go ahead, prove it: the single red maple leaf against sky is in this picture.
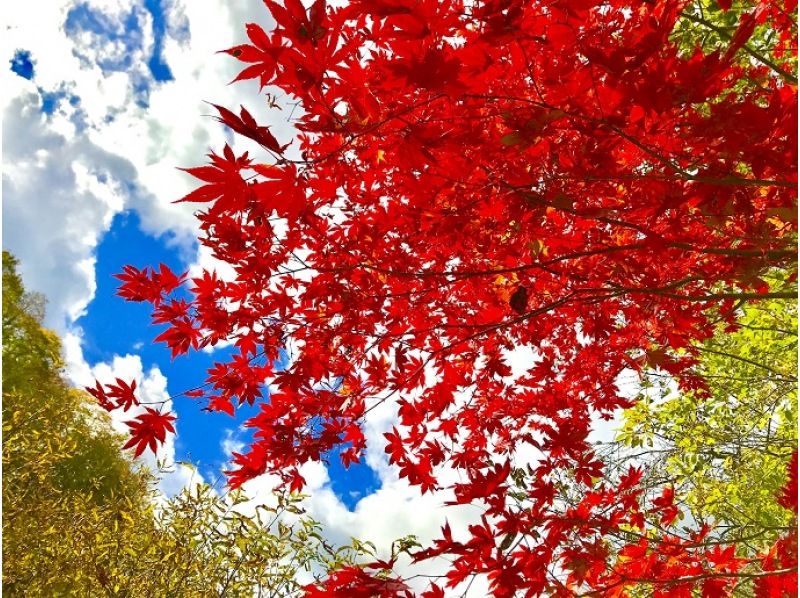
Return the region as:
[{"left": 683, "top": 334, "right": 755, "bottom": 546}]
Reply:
[{"left": 122, "top": 408, "right": 177, "bottom": 458}]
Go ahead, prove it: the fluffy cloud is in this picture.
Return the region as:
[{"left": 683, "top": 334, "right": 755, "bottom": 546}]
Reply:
[
  {"left": 2, "top": 0, "right": 276, "bottom": 333},
  {"left": 3, "top": 85, "right": 128, "bottom": 330},
  {"left": 220, "top": 427, "right": 246, "bottom": 461}
]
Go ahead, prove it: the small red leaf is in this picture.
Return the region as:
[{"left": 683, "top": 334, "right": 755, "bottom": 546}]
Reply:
[{"left": 122, "top": 408, "right": 176, "bottom": 457}]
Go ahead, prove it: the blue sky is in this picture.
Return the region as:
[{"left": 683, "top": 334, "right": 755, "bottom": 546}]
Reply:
[{"left": 4, "top": 0, "right": 377, "bottom": 508}]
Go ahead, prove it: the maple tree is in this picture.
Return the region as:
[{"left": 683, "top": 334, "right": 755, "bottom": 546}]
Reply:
[{"left": 93, "top": 0, "right": 797, "bottom": 595}]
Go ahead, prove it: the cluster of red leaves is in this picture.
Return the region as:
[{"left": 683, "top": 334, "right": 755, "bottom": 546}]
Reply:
[
  {"left": 87, "top": 379, "right": 176, "bottom": 458},
  {"left": 87, "top": 378, "right": 138, "bottom": 412},
  {"left": 115, "top": 263, "right": 183, "bottom": 304},
  {"left": 755, "top": 533, "right": 798, "bottom": 598},
  {"left": 778, "top": 450, "right": 798, "bottom": 513},
  {"left": 754, "top": 451, "right": 799, "bottom": 597},
  {"left": 303, "top": 565, "right": 412, "bottom": 597},
  {"left": 98, "top": 0, "right": 796, "bottom": 594}
]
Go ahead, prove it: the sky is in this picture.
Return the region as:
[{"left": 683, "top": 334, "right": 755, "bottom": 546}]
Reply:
[{"left": 2, "top": 2, "right": 627, "bottom": 592}]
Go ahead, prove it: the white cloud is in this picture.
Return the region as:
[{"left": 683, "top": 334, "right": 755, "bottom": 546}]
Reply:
[
  {"left": 2, "top": 0, "right": 277, "bottom": 333},
  {"left": 220, "top": 427, "right": 246, "bottom": 460},
  {"left": 2, "top": 85, "right": 135, "bottom": 330}
]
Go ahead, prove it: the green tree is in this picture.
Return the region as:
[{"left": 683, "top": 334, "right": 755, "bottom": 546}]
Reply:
[
  {"left": 672, "top": 0, "right": 797, "bottom": 87},
  {"left": 3, "top": 251, "right": 148, "bottom": 593},
  {"left": 612, "top": 284, "right": 797, "bottom": 593},
  {"left": 2, "top": 252, "right": 368, "bottom": 596}
]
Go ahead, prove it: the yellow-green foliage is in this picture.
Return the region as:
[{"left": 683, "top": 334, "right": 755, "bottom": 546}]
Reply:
[
  {"left": 2, "top": 252, "right": 366, "bottom": 596},
  {"left": 618, "top": 292, "right": 797, "bottom": 549},
  {"left": 673, "top": 0, "right": 797, "bottom": 81},
  {"left": 3, "top": 252, "right": 152, "bottom": 595}
]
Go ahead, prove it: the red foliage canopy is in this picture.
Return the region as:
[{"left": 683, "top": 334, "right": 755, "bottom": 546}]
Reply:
[{"left": 93, "top": 0, "right": 797, "bottom": 595}]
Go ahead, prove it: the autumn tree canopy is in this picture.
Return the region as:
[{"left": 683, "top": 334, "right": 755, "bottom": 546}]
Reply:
[{"left": 92, "top": 0, "right": 797, "bottom": 595}]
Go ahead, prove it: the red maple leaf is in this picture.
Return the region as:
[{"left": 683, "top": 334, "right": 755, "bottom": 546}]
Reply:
[
  {"left": 210, "top": 104, "right": 287, "bottom": 155},
  {"left": 778, "top": 450, "right": 798, "bottom": 513},
  {"left": 105, "top": 378, "right": 139, "bottom": 412},
  {"left": 122, "top": 408, "right": 176, "bottom": 458},
  {"left": 85, "top": 380, "right": 114, "bottom": 412},
  {"left": 153, "top": 317, "right": 201, "bottom": 359},
  {"left": 175, "top": 145, "right": 250, "bottom": 216},
  {"left": 223, "top": 23, "right": 283, "bottom": 87}
]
